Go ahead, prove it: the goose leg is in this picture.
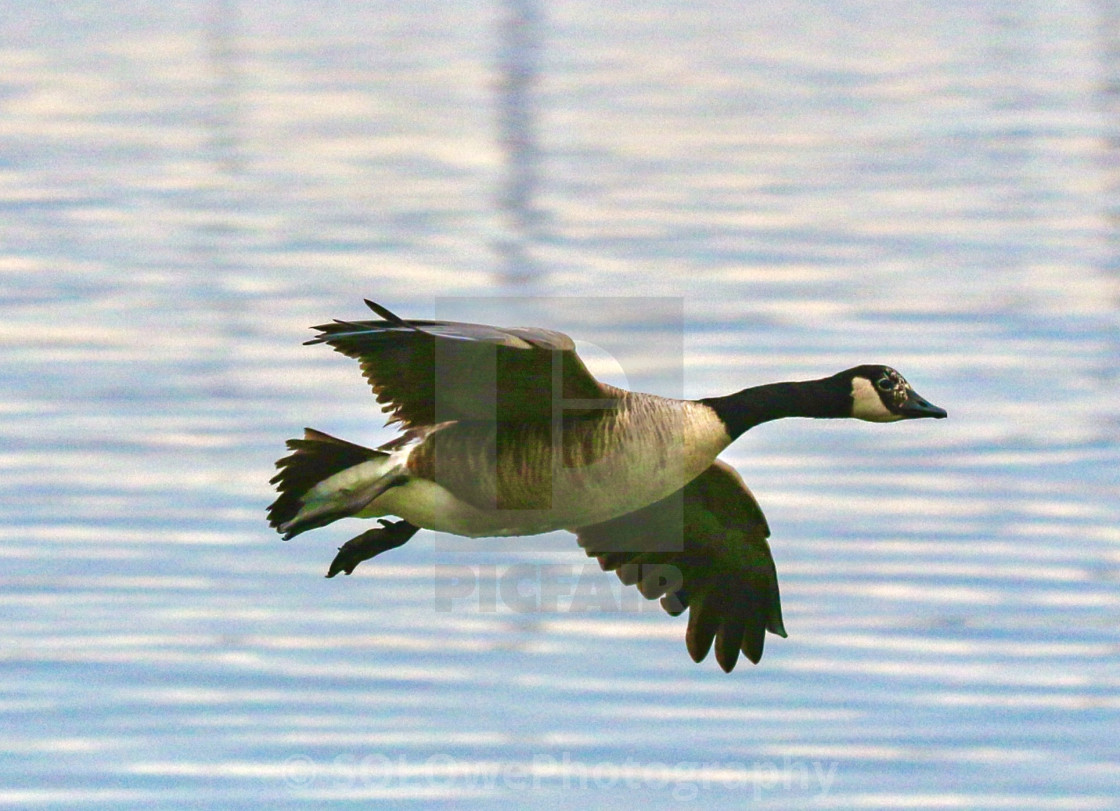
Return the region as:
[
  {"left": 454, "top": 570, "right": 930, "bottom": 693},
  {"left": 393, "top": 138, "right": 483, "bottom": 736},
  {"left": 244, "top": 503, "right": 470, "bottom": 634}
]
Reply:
[{"left": 326, "top": 519, "right": 419, "bottom": 578}]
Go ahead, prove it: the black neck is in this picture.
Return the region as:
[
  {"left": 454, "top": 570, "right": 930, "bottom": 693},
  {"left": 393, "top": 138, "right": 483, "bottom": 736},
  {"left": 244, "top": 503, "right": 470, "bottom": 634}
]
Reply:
[{"left": 700, "top": 378, "right": 850, "bottom": 441}]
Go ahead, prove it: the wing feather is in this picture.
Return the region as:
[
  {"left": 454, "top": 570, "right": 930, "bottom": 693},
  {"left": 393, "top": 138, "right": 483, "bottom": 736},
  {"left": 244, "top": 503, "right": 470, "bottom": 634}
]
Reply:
[
  {"left": 307, "top": 300, "right": 611, "bottom": 427},
  {"left": 575, "top": 459, "right": 785, "bottom": 672}
]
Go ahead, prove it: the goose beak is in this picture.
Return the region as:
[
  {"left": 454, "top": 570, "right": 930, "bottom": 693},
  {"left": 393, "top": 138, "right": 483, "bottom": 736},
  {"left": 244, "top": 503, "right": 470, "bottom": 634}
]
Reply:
[{"left": 898, "top": 390, "right": 947, "bottom": 419}]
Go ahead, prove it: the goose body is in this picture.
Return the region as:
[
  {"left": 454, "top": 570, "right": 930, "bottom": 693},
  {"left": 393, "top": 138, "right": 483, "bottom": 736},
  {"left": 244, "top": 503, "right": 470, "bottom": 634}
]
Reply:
[
  {"left": 355, "top": 396, "right": 731, "bottom": 537},
  {"left": 268, "top": 299, "right": 947, "bottom": 671}
]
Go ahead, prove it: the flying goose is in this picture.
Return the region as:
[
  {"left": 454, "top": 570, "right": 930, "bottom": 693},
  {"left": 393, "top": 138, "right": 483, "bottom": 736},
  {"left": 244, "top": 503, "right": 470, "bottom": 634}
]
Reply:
[{"left": 268, "top": 300, "right": 947, "bottom": 671}]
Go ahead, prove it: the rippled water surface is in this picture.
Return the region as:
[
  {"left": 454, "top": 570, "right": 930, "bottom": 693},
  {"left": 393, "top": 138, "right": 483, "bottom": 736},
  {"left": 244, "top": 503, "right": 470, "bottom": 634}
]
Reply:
[{"left": 3, "top": 1, "right": 1119, "bottom": 808}]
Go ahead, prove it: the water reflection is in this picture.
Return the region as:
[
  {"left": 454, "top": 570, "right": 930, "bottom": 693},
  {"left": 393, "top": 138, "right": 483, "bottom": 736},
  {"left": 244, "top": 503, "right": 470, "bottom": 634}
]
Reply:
[
  {"left": 3, "top": 1, "right": 1120, "bottom": 809},
  {"left": 983, "top": 1, "right": 1037, "bottom": 280},
  {"left": 494, "top": 0, "right": 543, "bottom": 284},
  {"left": 207, "top": 0, "right": 244, "bottom": 178},
  {"left": 1095, "top": 0, "right": 1120, "bottom": 380}
]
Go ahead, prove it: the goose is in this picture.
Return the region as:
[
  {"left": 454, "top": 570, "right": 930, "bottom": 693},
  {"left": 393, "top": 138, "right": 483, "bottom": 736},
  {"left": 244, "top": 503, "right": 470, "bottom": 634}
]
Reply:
[{"left": 268, "top": 299, "right": 947, "bottom": 671}]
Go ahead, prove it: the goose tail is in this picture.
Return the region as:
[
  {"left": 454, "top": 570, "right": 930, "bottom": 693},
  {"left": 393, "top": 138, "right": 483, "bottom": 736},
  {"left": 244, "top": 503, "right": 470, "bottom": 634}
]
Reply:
[{"left": 267, "top": 428, "right": 405, "bottom": 540}]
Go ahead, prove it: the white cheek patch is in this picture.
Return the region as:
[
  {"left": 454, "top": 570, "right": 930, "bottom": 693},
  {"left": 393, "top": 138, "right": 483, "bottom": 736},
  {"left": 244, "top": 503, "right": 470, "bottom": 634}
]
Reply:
[{"left": 851, "top": 377, "right": 903, "bottom": 422}]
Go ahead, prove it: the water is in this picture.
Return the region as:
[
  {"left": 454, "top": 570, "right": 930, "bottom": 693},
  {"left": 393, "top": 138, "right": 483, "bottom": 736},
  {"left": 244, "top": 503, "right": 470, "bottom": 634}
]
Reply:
[{"left": 2, "top": 1, "right": 1119, "bottom": 807}]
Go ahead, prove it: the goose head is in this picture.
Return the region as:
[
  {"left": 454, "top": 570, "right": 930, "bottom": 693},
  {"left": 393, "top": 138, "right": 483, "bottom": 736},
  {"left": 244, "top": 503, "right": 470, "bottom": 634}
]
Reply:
[{"left": 842, "top": 365, "right": 948, "bottom": 422}]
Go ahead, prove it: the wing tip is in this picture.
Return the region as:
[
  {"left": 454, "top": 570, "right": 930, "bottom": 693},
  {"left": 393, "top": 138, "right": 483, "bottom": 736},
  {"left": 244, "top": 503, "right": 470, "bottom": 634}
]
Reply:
[{"left": 364, "top": 299, "right": 422, "bottom": 332}]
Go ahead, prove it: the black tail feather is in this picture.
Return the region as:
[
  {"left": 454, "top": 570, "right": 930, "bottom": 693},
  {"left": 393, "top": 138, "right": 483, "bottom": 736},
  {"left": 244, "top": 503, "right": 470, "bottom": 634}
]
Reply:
[{"left": 267, "top": 428, "right": 383, "bottom": 536}]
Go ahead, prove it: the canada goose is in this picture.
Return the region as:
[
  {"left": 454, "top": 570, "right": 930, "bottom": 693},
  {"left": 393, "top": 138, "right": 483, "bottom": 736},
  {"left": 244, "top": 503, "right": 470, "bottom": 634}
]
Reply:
[{"left": 268, "top": 299, "right": 947, "bottom": 671}]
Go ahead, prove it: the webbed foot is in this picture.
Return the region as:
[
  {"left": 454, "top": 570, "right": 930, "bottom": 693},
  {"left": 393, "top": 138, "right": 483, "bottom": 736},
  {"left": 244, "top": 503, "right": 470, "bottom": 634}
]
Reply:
[{"left": 326, "top": 519, "right": 419, "bottom": 578}]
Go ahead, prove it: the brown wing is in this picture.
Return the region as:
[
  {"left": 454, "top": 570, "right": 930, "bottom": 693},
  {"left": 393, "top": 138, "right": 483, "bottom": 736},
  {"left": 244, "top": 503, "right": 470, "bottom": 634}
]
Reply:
[
  {"left": 574, "top": 459, "right": 786, "bottom": 672},
  {"left": 307, "top": 300, "right": 613, "bottom": 427}
]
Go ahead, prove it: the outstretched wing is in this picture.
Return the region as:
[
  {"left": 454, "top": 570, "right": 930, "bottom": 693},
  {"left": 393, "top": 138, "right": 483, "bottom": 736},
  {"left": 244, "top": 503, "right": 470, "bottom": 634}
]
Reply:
[
  {"left": 574, "top": 459, "right": 786, "bottom": 672},
  {"left": 307, "top": 300, "right": 613, "bottom": 427}
]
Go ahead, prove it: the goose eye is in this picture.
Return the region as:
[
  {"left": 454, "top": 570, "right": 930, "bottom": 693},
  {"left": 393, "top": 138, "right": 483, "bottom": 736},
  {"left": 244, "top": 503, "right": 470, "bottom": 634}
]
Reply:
[{"left": 876, "top": 377, "right": 894, "bottom": 392}]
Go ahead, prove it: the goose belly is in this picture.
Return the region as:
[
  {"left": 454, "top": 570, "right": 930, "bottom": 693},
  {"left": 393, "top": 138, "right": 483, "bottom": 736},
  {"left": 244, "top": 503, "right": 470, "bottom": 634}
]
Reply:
[
  {"left": 363, "top": 401, "right": 731, "bottom": 537},
  {"left": 361, "top": 479, "right": 562, "bottom": 537}
]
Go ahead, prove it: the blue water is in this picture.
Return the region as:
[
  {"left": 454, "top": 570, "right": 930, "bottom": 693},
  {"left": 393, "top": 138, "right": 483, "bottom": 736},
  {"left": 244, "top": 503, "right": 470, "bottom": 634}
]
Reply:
[{"left": 2, "top": 1, "right": 1119, "bottom": 808}]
